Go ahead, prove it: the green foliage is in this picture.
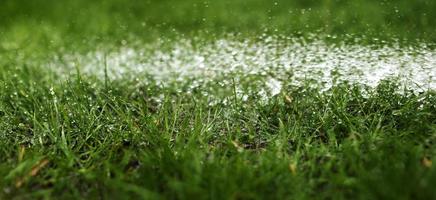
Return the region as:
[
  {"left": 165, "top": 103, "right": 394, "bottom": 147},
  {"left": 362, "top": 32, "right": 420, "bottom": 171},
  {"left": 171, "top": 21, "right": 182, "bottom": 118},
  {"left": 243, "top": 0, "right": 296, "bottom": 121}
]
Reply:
[
  {"left": 1, "top": 0, "right": 436, "bottom": 48},
  {"left": 1, "top": 64, "right": 435, "bottom": 199},
  {"left": 1, "top": 0, "right": 436, "bottom": 199}
]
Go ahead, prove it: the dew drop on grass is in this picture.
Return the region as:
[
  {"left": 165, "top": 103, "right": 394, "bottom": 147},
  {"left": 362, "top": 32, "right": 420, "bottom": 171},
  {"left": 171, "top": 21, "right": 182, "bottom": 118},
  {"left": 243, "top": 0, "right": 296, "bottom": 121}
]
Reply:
[
  {"left": 49, "top": 87, "right": 55, "bottom": 96},
  {"left": 266, "top": 78, "right": 282, "bottom": 96}
]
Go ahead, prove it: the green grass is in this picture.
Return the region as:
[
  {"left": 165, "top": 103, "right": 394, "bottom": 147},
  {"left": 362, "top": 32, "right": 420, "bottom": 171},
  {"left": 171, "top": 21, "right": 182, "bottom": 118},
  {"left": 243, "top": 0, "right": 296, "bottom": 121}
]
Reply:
[
  {"left": 1, "top": 0, "right": 436, "bottom": 51},
  {"left": 1, "top": 63, "right": 436, "bottom": 199},
  {"left": 1, "top": 0, "right": 436, "bottom": 199}
]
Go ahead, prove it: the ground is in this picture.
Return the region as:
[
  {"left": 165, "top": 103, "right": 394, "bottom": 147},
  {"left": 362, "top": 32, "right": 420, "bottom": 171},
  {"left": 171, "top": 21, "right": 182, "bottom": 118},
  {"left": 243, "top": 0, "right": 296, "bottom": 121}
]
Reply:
[{"left": 1, "top": 0, "right": 436, "bottom": 199}]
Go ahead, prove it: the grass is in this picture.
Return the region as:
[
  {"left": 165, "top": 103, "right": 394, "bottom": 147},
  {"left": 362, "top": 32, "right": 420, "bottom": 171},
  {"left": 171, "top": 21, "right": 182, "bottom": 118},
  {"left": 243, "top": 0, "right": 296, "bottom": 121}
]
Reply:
[
  {"left": 1, "top": 63, "right": 436, "bottom": 199},
  {"left": 1, "top": 0, "right": 436, "bottom": 199},
  {"left": 1, "top": 0, "right": 436, "bottom": 50}
]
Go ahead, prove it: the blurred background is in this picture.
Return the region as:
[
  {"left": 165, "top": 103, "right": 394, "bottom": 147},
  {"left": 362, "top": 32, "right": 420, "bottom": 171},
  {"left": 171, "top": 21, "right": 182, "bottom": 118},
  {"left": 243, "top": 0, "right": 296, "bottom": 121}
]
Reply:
[{"left": 1, "top": 0, "right": 435, "bottom": 50}]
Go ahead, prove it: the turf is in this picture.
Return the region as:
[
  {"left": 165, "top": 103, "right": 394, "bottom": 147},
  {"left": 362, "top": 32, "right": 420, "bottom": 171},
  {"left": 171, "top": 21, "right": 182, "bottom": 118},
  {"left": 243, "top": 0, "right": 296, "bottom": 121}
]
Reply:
[{"left": 1, "top": 0, "right": 436, "bottom": 199}]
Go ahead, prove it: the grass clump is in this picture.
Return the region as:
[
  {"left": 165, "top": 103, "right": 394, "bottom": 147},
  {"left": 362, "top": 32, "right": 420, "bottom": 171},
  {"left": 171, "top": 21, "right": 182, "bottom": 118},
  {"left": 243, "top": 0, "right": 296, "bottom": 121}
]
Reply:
[{"left": 1, "top": 65, "right": 435, "bottom": 199}]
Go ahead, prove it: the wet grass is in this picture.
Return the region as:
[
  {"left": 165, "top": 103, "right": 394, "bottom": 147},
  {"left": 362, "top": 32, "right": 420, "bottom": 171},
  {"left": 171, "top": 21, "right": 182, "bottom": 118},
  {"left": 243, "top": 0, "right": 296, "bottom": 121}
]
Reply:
[
  {"left": 1, "top": 0, "right": 436, "bottom": 51},
  {"left": 1, "top": 0, "right": 436, "bottom": 199},
  {"left": 1, "top": 62, "right": 436, "bottom": 199}
]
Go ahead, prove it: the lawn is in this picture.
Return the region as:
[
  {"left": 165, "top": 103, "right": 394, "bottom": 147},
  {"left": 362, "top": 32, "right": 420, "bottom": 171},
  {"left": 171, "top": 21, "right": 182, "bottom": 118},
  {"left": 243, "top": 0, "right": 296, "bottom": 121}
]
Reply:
[{"left": 1, "top": 0, "right": 436, "bottom": 199}]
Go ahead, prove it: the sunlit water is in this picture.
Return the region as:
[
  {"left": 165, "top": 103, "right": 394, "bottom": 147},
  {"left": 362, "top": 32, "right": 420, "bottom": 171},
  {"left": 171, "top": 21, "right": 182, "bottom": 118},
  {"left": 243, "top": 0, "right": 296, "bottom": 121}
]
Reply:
[{"left": 49, "top": 36, "right": 436, "bottom": 97}]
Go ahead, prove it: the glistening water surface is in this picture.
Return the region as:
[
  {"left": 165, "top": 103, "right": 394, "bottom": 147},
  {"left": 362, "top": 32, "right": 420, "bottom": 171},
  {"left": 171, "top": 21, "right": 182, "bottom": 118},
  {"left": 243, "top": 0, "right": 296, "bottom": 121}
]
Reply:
[{"left": 49, "top": 36, "right": 436, "bottom": 97}]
